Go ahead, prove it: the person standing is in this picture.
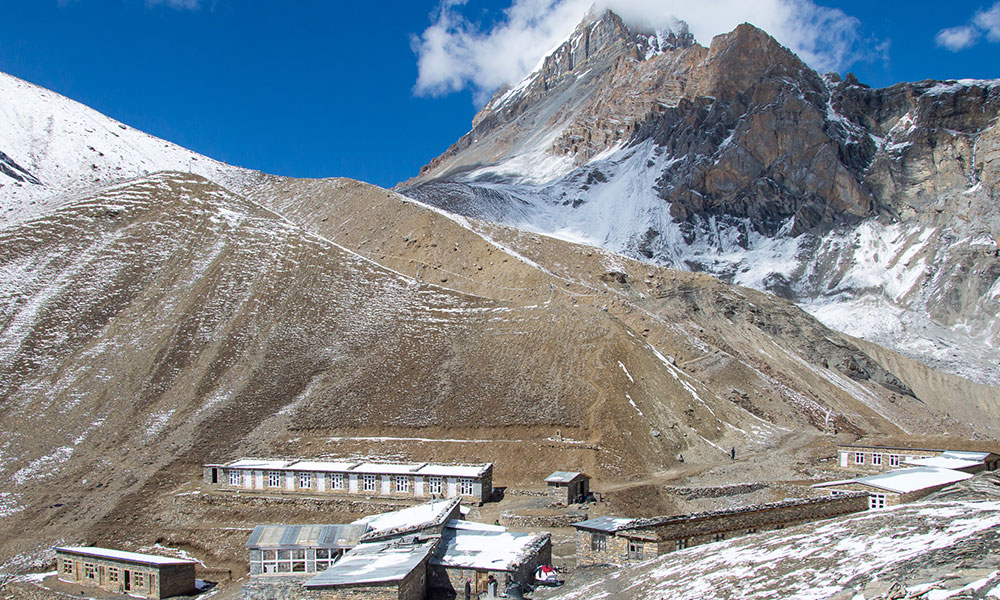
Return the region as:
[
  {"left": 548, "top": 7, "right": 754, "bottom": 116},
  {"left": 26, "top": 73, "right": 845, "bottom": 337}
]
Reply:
[
  {"left": 487, "top": 574, "right": 498, "bottom": 598},
  {"left": 465, "top": 577, "right": 472, "bottom": 600}
]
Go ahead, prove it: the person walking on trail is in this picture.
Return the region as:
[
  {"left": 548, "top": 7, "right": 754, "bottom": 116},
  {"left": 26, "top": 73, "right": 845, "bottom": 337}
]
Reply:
[{"left": 731, "top": 446, "right": 736, "bottom": 460}]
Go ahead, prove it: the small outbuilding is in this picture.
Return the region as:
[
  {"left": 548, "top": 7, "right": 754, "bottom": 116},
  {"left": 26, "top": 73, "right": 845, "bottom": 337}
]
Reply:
[
  {"left": 55, "top": 546, "right": 196, "bottom": 599},
  {"left": 545, "top": 471, "right": 590, "bottom": 504}
]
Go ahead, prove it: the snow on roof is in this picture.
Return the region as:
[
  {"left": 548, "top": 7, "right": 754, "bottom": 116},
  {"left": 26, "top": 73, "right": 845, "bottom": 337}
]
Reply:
[
  {"left": 905, "top": 456, "right": 981, "bottom": 470},
  {"left": 445, "top": 519, "right": 507, "bottom": 533},
  {"left": 304, "top": 539, "right": 437, "bottom": 588},
  {"left": 226, "top": 459, "right": 293, "bottom": 469},
  {"left": 545, "top": 471, "right": 588, "bottom": 483},
  {"left": 354, "top": 498, "right": 459, "bottom": 539},
  {"left": 415, "top": 464, "right": 489, "bottom": 478},
  {"left": 291, "top": 460, "right": 359, "bottom": 472},
  {"left": 572, "top": 516, "right": 637, "bottom": 532},
  {"left": 816, "top": 467, "right": 973, "bottom": 494},
  {"left": 55, "top": 547, "right": 195, "bottom": 566},
  {"left": 940, "top": 451, "right": 992, "bottom": 461},
  {"left": 431, "top": 526, "right": 549, "bottom": 571},
  {"left": 221, "top": 459, "right": 490, "bottom": 478}
]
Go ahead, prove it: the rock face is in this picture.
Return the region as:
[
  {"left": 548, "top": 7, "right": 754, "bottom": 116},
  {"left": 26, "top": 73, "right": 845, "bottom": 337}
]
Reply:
[{"left": 402, "top": 11, "right": 1000, "bottom": 387}]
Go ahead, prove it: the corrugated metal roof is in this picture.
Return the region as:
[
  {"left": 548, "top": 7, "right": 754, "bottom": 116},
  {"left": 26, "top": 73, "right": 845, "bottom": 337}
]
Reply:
[
  {"left": 55, "top": 547, "right": 194, "bottom": 566},
  {"left": 815, "top": 467, "right": 973, "bottom": 494},
  {"left": 545, "top": 471, "right": 588, "bottom": 483},
  {"left": 246, "top": 524, "right": 369, "bottom": 549},
  {"left": 571, "top": 516, "right": 636, "bottom": 532},
  {"left": 303, "top": 539, "right": 437, "bottom": 588},
  {"left": 221, "top": 458, "right": 490, "bottom": 478}
]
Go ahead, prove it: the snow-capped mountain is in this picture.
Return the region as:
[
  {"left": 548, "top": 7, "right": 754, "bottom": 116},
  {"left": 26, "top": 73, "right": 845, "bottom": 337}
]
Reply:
[
  {"left": 0, "top": 71, "right": 253, "bottom": 227},
  {"left": 401, "top": 10, "right": 1000, "bottom": 387}
]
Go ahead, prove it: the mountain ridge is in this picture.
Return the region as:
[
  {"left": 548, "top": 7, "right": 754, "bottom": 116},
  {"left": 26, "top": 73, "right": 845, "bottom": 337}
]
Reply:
[{"left": 401, "top": 11, "right": 1000, "bottom": 388}]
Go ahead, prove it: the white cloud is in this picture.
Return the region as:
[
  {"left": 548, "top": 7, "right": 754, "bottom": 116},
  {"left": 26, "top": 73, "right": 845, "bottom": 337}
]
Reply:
[
  {"left": 976, "top": 2, "right": 1000, "bottom": 42},
  {"left": 935, "top": 1, "right": 1000, "bottom": 51},
  {"left": 413, "top": 0, "right": 873, "bottom": 104},
  {"left": 935, "top": 25, "right": 981, "bottom": 51}
]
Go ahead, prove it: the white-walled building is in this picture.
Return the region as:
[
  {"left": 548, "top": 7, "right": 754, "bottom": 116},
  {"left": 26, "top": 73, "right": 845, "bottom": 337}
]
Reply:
[{"left": 203, "top": 458, "right": 493, "bottom": 503}]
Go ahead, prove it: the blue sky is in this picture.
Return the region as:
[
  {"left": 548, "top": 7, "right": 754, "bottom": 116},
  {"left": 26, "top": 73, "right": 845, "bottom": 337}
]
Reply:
[{"left": 1, "top": 0, "right": 997, "bottom": 188}]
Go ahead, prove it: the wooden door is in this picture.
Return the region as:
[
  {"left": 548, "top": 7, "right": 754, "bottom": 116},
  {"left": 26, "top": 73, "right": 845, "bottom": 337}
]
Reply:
[{"left": 475, "top": 571, "right": 490, "bottom": 593}]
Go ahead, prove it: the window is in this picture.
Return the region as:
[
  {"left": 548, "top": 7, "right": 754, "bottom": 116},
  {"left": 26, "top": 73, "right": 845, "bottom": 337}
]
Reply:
[
  {"left": 427, "top": 476, "right": 443, "bottom": 495},
  {"left": 854, "top": 452, "right": 865, "bottom": 465},
  {"left": 298, "top": 472, "right": 313, "bottom": 489},
  {"left": 330, "top": 473, "right": 345, "bottom": 490},
  {"left": 872, "top": 453, "right": 883, "bottom": 466},
  {"left": 747, "top": 528, "right": 757, "bottom": 534},
  {"left": 277, "top": 550, "right": 291, "bottom": 573},
  {"left": 229, "top": 470, "right": 241, "bottom": 486},
  {"left": 83, "top": 563, "right": 96, "bottom": 580},
  {"left": 362, "top": 474, "right": 377, "bottom": 492},
  {"left": 315, "top": 548, "right": 340, "bottom": 570},
  {"left": 713, "top": 533, "right": 725, "bottom": 542},
  {"left": 133, "top": 572, "right": 145, "bottom": 589},
  {"left": 292, "top": 549, "right": 306, "bottom": 572},
  {"left": 591, "top": 533, "right": 607, "bottom": 552},
  {"left": 869, "top": 493, "right": 887, "bottom": 510},
  {"left": 268, "top": 471, "right": 282, "bottom": 487},
  {"left": 394, "top": 476, "right": 411, "bottom": 493},
  {"left": 674, "top": 539, "right": 688, "bottom": 551},
  {"left": 261, "top": 550, "right": 278, "bottom": 574},
  {"left": 107, "top": 568, "right": 119, "bottom": 583},
  {"left": 889, "top": 454, "right": 900, "bottom": 467},
  {"left": 627, "top": 540, "right": 644, "bottom": 560},
  {"left": 62, "top": 559, "right": 74, "bottom": 574},
  {"left": 459, "top": 478, "right": 475, "bottom": 496}
]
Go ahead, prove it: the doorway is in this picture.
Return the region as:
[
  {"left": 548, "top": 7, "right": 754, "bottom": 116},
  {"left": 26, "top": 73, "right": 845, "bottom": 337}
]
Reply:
[{"left": 124, "top": 570, "right": 131, "bottom": 592}]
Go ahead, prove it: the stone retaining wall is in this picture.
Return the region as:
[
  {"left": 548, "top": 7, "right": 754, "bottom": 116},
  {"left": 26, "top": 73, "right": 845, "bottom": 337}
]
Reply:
[{"left": 499, "top": 511, "right": 588, "bottom": 528}]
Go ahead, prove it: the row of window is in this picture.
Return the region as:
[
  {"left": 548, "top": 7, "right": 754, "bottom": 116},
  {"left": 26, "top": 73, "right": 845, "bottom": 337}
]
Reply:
[
  {"left": 852, "top": 452, "right": 904, "bottom": 467},
  {"left": 64, "top": 560, "right": 147, "bottom": 589},
  {"left": 251, "top": 549, "right": 342, "bottom": 574},
  {"left": 227, "top": 470, "right": 474, "bottom": 495}
]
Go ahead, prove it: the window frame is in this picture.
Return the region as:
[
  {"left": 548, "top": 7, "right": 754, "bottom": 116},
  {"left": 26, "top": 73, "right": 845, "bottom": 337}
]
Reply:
[
  {"left": 458, "top": 477, "right": 475, "bottom": 496},
  {"left": 627, "top": 540, "right": 644, "bottom": 560},
  {"left": 362, "top": 474, "right": 377, "bottom": 492},
  {"left": 427, "top": 476, "right": 443, "bottom": 495},
  {"left": 869, "top": 493, "right": 887, "bottom": 509},
  {"left": 83, "top": 563, "right": 96, "bottom": 580},
  {"left": 394, "top": 475, "right": 411, "bottom": 494},
  {"left": 267, "top": 471, "right": 282, "bottom": 488},
  {"left": 591, "top": 532, "right": 607, "bottom": 552},
  {"left": 229, "top": 470, "right": 241, "bottom": 486},
  {"left": 889, "top": 454, "right": 900, "bottom": 467},
  {"left": 872, "top": 453, "right": 883, "bottom": 466},
  {"left": 298, "top": 472, "right": 313, "bottom": 489},
  {"left": 854, "top": 452, "right": 865, "bottom": 465},
  {"left": 330, "top": 472, "right": 345, "bottom": 490},
  {"left": 61, "top": 559, "right": 74, "bottom": 574}
]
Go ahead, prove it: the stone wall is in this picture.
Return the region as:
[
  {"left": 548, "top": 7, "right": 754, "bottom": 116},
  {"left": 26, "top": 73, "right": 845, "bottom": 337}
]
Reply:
[
  {"left": 499, "top": 511, "right": 588, "bottom": 528},
  {"left": 241, "top": 576, "right": 402, "bottom": 600}
]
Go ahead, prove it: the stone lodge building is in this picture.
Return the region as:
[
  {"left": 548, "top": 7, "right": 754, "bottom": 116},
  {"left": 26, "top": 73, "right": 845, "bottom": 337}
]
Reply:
[
  {"left": 55, "top": 546, "right": 196, "bottom": 599},
  {"left": 574, "top": 493, "right": 868, "bottom": 567},
  {"left": 428, "top": 520, "right": 551, "bottom": 597},
  {"left": 814, "top": 466, "right": 974, "bottom": 509}
]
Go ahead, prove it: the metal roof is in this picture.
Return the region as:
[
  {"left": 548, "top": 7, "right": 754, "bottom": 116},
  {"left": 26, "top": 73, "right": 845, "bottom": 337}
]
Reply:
[
  {"left": 246, "top": 524, "right": 369, "bottom": 550},
  {"left": 814, "top": 467, "right": 973, "bottom": 494},
  {"left": 221, "top": 458, "right": 491, "bottom": 478},
  {"left": 430, "top": 523, "right": 549, "bottom": 571},
  {"left": 55, "top": 547, "right": 195, "bottom": 566},
  {"left": 545, "top": 471, "right": 588, "bottom": 483},
  {"left": 571, "top": 516, "right": 637, "bottom": 532},
  {"left": 303, "top": 539, "right": 437, "bottom": 588}
]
